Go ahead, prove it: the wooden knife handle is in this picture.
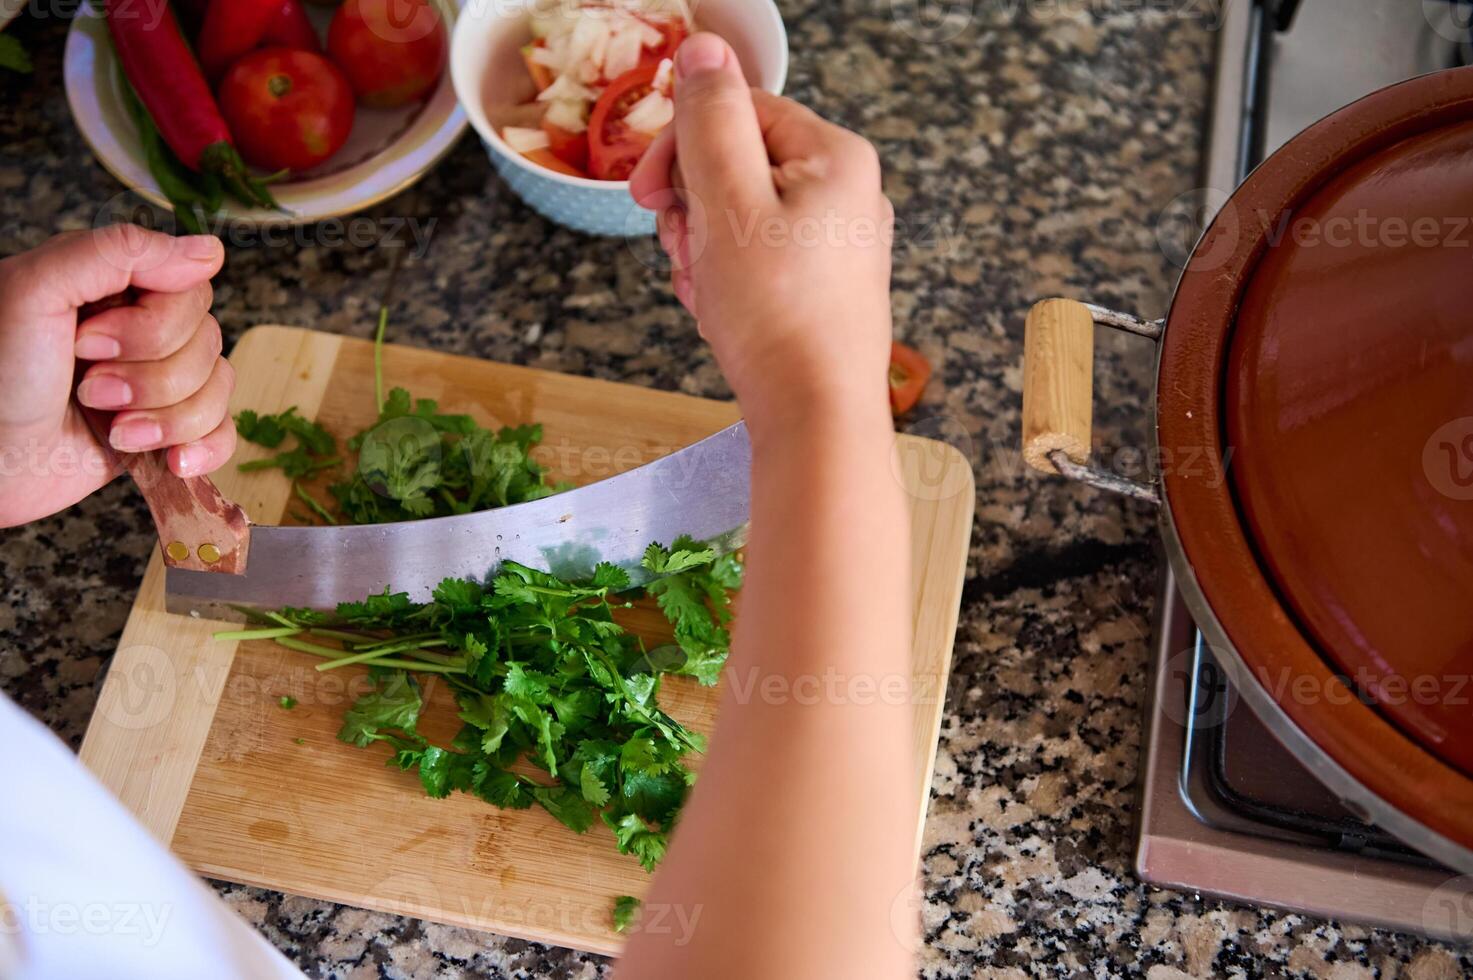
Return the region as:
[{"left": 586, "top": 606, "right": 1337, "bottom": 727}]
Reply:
[
  {"left": 1021, "top": 298, "right": 1095, "bottom": 474},
  {"left": 78, "top": 296, "right": 250, "bottom": 574}
]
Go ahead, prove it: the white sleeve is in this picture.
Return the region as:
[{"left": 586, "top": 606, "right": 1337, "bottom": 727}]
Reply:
[{"left": 0, "top": 694, "right": 303, "bottom": 980}]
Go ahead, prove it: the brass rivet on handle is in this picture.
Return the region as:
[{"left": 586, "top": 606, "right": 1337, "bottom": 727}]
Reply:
[
  {"left": 165, "top": 541, "right": 190, "bottom": 562},
  {"left": 197, "top": 543, "right": 222, "bottom": 564}
]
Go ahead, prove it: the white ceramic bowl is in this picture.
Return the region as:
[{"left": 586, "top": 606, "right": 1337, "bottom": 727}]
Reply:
[
  {"left": 451, "top": 0, "right": 787, "bottom": 236},
  {"left": 64, "top": 0, "right": 467, "bottom": 226}
]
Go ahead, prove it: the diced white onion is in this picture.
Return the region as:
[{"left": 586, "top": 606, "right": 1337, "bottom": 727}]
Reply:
[
  {"left": 653, "top": 56, "right": 674, "bottom": 94},
  {"left": 633, "top": 18, "right": 664, "bottom": 48},
  {"left": 568, "top": 15, "right": 611, "bottom": 76},
  {"left": 603, "top": 26, "right": 644, "bottom": 80},
  {"left": 502, "top": 126, "right": 551, "bottom": 152},
  {"left": 544, "top": 98, "right": 589, "bottom": 134},
  {"left": 524, "top": 1, "right": 689, "bottom": 111},
  {"left": 537, "top": 73, "right": 598, "bottom": 104},
  {"left": 623, "top": 90, "right": 674, "bottom": 134}
]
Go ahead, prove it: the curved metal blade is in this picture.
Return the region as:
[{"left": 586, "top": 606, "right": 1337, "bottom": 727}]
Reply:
[{"left": 166, "top": 421, "right": 750, "bottom": 620}]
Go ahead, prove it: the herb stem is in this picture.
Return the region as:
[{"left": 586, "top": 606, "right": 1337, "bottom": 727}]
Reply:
[
  {"left": 309, "top": 627, "right": 374, "bottom": 644},
  {"left": 212, "top": 626, "right": 303, "bottom": 642},
  {"left": 293, "top": 482, "right": 338, "bottom": 525},
  {"left": 374, "top": 305, "right": 388, "bottom": 413},
  {"left": 367, "top": 657, "right": 466, "bottom": 674},
  {"left": 277, "top": 636, "right": 356, "bottom": 659},
  {"left": 315, "top": 646, "right": 404, "bottom": 671}
]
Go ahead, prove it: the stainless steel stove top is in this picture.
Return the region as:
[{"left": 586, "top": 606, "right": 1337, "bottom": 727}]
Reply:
[{"left": 1132, "top": 0, "right": 1473, "bottom": 942}]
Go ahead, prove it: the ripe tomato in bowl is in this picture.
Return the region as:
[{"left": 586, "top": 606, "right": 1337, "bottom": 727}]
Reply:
[
  {"left": 218, "top": 48, "right": 357, "bottom": 173},
  {"left": 328, "top": 0, "right": 449, "bottom": 109},
  {"left": 587, "top": 61, "right": 664, "bottom": 181}
]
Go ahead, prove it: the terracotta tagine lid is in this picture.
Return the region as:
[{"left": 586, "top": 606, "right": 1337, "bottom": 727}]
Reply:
[
  {"left": 1227, "top": 117, "right": 1473, "bottom": 779},
  {"left": 1156, "top": 67, "right": 1473, "bottom": 861}
]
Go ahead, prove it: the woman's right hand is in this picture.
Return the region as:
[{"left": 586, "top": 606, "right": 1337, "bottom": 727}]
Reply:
[{"left": 629, "top": 33, "right": 896, "bottom": 430}]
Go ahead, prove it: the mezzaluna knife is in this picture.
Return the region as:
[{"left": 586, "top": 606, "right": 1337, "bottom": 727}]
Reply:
[{"left": 98, "top": 416, "right": 751, "bottom": 621}]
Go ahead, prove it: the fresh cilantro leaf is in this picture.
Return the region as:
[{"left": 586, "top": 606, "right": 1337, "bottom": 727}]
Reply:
[
  {"left": 473, "top": 764, "right": 533, "bottom": 808},
  {"left": 432, "top": 578, "right": 484, "bottom": 612},
  {"left": 417, "top": 746, "right": 476, "bottom": 799},
  {"left": 531, "top": 785, "right": 596, "bottom": 833},
  {"left": 336, "top": 588, "right": 415, "bottom": 625},
  {"left": 605, "top": 811, "right": 669, "bottom": 871},
  {"left": 338, "top": 673, "right": 422, "bottom": 747},
  {"left": 457, "top": 692, "right": 513, "bottom": 754},
  {"left": 591, "top": 563, "right": 631, "bottom": 592},
  {"left": 612, "top": 896, "right": 640, "bottom": 933},
  {"left": 235, "top": 409, "right": 289, "bottom": 448},
  {"left": 504, "top": 663, "right": 553, "bottom": 702}
]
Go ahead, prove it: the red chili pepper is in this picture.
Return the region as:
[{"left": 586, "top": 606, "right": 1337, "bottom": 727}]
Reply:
[
  {"left": 104, "top": 0, "right": 276, "bottom": 208},
  {"left": 888, "top": 341, "right": 932, "bottom": 415},
  {"left": 263, "top": 0, "right": 322, "bottom": 53},
  {"left": 196, "top": 0, "right": 282, "bottom": 82}
]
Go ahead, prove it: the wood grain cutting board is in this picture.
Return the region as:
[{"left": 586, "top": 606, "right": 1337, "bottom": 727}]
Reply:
[{"left": 78, "top": 325, "right": 975, "bottom": 955}]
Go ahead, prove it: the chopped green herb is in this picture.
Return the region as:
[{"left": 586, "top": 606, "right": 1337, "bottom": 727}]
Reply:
[
  {"left": 220, "top": 540, "right": 741, "bottom": 870},
  {"left": 226, "top": 313, "right": 741, "bottom": 875},
  {"left": 234, "top": 317, "right": 564, "bottom": 524},
  {"left": 278, "top": 695, "right": 297, "bottom": 710},
  {"left": 612, "top": 895, "right": 641, "bottom": 933},
  {"left": 293, "top": 737, "right": 307, "bottom": 746}
]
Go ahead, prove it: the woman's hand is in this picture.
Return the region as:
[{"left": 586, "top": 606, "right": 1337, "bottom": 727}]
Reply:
[
  {"left": 0, "top": 225, "right": 233, "bottom": 528},
  {"left": 629, "top": 32, "right": 895, "bottom": 430}
]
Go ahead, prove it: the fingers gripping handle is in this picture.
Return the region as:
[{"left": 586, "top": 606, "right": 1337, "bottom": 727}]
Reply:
[
  {"left": 78, "top": 406, "right": 251, "bottom": 574},
  {"left": 1022, "top": 299, "right": 1096, "bottom": 474},
  {"left": 77, "top": 296, "right": 250, "bottom": 574}
]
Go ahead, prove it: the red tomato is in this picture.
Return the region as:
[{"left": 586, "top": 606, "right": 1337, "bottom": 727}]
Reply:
[
  {"left": 542, "top": 121, "right": 589, "bottom": 172},
  {"left": 641, "top": 17, "right": 687, "bottom": 64},
  {"left": 217, "top": 48, "right": 356, "bottom": 172},
  {"left": 327, "top": 0, "right": 447, "bottom": 108},
  {"left": 520, "top": 147, "right": 587, "bottom": 178},
  {"left": 587, "top": 62, "right": 661, "bottom": 181},
  {"left": 888, "top": 341, "right": 932, "bottom": 414}
]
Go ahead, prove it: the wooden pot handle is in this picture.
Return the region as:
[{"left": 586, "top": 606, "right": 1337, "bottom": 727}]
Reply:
[
  {"left": 1022, "top": 298, "right": 1096, "bottom": 474},
  {"left": 77, "top": 296, "right": 250, "bottom": 575}
]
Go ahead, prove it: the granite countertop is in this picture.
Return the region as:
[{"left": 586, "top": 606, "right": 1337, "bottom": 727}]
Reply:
[{"left": 1, "top": 2, "right": 1470, "bottom": 978}]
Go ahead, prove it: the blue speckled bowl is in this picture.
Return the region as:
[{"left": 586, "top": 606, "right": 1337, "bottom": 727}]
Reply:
[{"left": 451, "top": 0, "right": 788, "bottom": 237}]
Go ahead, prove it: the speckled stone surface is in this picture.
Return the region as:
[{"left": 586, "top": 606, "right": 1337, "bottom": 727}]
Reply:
[{"left": 1, "top": 2, "right": 1470, "bottom": 977}]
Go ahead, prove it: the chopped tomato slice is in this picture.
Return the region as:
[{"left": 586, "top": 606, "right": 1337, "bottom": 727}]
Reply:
[
  {"left": 520, "top": 147, "right": 588, "bottom": 178},
  {"left": 521, "top": 41, "right": 554, "bottom": 93},
  {"left": 588, "top": 62, "right": 661, "bottom": 181},
  {"left": 888, "top": 341, "right": 931, "bottom": 414},
  {"left": 542, "top": 120, "right": 590, "bottom": 172},
  {"left": 640, "top": 18, "right": 687, "bottom": 65}
]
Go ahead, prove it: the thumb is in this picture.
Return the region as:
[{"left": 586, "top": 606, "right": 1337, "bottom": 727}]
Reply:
[
  {"left": 21, "top": 225, "right": 223, "bottom": 316},
  {"left": 670, "top": 33, "right": 774, "bottom": 210}
]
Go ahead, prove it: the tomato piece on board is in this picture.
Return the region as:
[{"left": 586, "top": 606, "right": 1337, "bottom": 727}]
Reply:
[
  {"left": 522, "top": 41, "right": 554, "bottom": 93},
  {"left": 888, "top": 341, "right": 932, "bottom": 414},
  {"left": 542, "top": 120, "right": 590, "bottom": 172},
  {"left": 587, "top": 62, "right": 661, "bottom": 181},
  {"left": 520, "top": 147, "right": 588, "bottom": 178}
]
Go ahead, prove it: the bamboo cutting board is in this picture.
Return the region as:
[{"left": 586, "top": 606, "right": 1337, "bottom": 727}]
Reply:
[{"left": 79, "top": 325, "right": 975, "bottom": 955}]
